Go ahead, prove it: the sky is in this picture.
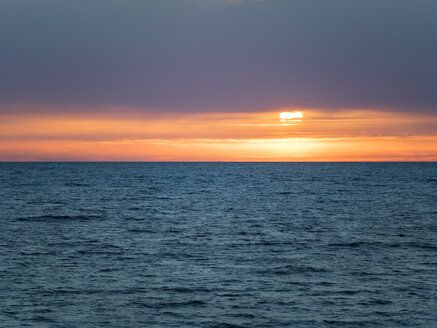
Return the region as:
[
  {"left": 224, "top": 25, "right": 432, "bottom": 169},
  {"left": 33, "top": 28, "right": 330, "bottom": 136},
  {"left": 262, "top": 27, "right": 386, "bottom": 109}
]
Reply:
[{"left": 1, "top": 0, "right": 437, "bottom": 161}]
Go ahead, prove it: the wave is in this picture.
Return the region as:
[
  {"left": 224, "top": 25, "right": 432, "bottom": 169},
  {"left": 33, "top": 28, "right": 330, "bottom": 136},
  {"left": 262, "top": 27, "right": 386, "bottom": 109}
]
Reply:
[
  {"left": 16, "top": 214, "right": 102, "bottom": 221},
  {"left": 131, "top": 299, "right": 206, "bottom": 309},
  {"left": 257, "top": 264, "right": 328, "bottom": 275},
  {"left": 328, "top": 241, "right": 437, "bottom": 250}
]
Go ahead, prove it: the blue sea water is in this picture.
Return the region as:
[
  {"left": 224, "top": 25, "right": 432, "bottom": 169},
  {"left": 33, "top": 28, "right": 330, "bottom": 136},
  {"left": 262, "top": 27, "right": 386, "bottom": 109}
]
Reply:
[{"left": 0, "top": 162, "right": 436, "bottom": 327}]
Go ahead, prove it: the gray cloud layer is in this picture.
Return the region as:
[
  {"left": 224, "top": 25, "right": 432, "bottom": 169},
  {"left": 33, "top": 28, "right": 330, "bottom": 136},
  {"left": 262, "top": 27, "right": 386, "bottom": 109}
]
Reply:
[{"left": 1, "top": 0, "right": 436, "bottom": 113}]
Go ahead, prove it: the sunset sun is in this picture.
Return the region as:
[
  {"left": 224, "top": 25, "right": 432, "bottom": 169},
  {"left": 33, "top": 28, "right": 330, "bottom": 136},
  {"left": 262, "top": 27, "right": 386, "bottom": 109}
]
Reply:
[{"left": 280, "top": 111, "right": 303, "bottom": 122}]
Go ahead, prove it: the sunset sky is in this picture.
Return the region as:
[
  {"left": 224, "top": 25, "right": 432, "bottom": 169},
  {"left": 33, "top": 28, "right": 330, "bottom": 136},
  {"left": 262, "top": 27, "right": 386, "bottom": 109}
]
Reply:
[{"left": 1, "top": 0, "right": 436, "bottom": 161}]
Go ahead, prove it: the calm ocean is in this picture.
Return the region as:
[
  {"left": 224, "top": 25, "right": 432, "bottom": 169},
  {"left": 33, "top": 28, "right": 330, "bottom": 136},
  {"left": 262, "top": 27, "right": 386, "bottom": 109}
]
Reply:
[{"left": 1, "top": 163, "right": 436, "bottom": 327}]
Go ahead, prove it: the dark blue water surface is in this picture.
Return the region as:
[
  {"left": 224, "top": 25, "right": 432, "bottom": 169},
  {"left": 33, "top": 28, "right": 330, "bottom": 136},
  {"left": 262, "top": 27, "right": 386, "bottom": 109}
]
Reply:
[{"left": 1, "top": 163, "right": 436, "bottom": 327}]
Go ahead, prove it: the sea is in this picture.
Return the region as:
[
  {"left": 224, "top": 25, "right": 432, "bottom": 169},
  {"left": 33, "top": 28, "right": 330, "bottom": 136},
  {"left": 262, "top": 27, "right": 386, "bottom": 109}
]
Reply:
[{"left": 1, "top": 162, "right": 436, "bottom": 327}]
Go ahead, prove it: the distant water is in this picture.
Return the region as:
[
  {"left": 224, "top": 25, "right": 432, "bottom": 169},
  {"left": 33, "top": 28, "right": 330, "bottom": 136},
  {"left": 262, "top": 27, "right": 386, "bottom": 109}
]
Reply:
[{"left": 1, "top": 163, "right": 436, "bottom": 327}]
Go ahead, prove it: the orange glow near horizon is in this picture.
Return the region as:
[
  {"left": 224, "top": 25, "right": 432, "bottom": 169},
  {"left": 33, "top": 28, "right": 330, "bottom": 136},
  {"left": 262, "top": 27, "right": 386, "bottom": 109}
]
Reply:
[{"left": 1, "top": 108, "right": 437, "bottom": 161}]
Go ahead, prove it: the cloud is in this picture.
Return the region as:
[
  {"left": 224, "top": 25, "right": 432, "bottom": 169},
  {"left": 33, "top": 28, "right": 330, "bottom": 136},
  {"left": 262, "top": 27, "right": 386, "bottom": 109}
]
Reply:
[{"left": 1, "top": 0, "right": 436, "bottom": 114}]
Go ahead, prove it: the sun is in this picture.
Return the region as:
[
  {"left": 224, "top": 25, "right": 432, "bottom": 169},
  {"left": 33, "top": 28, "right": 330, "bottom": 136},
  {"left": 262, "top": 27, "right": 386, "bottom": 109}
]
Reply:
[{"left": 280, "top": 111, "right": 303, "bottom": 122}]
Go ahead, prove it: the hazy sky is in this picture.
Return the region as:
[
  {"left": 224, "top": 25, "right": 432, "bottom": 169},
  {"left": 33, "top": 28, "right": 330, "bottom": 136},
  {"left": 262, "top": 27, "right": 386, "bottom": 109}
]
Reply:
[{"left": 1, "top": 0, "right": 437, "bottom": 113}]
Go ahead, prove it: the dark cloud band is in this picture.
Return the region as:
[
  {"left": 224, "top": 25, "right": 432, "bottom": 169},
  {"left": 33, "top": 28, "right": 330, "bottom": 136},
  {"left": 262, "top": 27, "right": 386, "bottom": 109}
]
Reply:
[{"left": 1, "top": 0, "right": 436, "bottom": 113}]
